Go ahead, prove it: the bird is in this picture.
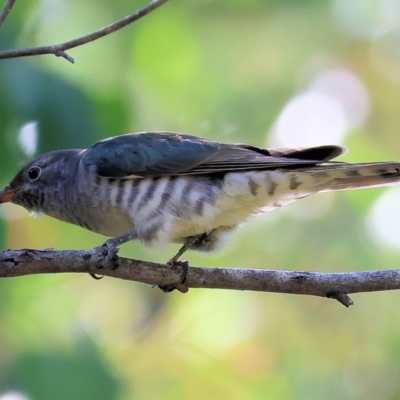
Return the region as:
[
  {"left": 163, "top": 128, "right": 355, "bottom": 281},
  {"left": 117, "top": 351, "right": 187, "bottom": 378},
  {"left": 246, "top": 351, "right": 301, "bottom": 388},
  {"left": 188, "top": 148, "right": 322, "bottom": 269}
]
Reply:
[{"left": 0, "top": 131, "right": 399, "bottom": 289}]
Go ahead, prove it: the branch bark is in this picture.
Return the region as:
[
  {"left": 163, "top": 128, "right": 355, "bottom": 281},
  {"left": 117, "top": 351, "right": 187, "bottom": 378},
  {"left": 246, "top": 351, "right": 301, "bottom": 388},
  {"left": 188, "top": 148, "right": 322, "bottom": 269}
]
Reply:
[
  {"left": 0, "top": 0, "right": 167, "bottom": 63},
  {"left": 2, "top": 246, "right": 400, "bottom": 307}
]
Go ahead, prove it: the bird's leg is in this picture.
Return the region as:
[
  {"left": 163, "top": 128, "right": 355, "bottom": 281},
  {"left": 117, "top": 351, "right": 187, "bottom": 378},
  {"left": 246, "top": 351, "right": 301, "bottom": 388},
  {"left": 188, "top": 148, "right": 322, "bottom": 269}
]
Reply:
[
  {"left": 166, "top": 236, "right": 199, "bottom": 265},
  {"left": 159, "top": 236, "right": 200, "bottom": 293},
  {"left": 101, "top": 230, "right": 139, "bottom": 267}
]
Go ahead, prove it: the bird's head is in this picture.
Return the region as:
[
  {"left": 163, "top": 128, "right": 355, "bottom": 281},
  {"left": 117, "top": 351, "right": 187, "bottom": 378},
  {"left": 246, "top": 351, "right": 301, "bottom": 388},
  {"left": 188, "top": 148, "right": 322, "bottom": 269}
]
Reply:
[{"left": 0, "top": 149, "right": 82, "bottom": 213}]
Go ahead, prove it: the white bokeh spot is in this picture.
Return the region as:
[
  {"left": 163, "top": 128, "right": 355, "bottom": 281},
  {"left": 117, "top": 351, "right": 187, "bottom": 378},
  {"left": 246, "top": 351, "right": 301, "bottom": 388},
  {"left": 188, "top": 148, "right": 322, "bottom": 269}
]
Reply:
[
  {"left": 310, "top": 68, "right": 370, "bottom": 128},
  {"left": 271, "top": 91, "right": 347, "bottom": 147},
  {"left": 270, "top": 67, "right": 370, "bottom": 148},
  {"left": 18, "top": 121, "right": 38, "bottom": 157},
  {"left": 366, "top": 187, "right": 400, "bottom": 250},
  {"left": 0, "top": 391, "right": 31, "bottom": 400}
]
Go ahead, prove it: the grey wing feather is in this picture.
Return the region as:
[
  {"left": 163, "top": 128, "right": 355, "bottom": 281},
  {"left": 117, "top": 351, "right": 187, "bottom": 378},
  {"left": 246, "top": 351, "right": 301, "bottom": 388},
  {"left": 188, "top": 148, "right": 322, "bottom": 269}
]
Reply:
[
  {"left": 81, "top": 131, "right": 347, "bottom": 178},
  {"left": 81, "top": 132, "right": 219, "bottom": 177}
]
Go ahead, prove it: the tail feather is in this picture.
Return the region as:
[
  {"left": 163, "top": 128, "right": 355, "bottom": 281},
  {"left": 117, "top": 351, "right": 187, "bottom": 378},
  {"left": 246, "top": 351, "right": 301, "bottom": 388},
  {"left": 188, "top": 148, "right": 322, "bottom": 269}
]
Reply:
[{"left": 309, "top": 162, "right": 400, "bottom": 192}]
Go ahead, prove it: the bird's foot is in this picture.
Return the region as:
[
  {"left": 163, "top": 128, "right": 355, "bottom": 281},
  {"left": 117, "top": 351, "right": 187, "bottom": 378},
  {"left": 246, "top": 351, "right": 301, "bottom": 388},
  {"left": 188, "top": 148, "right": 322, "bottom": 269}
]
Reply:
[
  {"left": 88, "top": 239, "right": 120, "bottom": 280},
  {"left": 100, "top": 238, "right": 121, "bottom": 269},
  {"left": 99, "top": 230, "right": 139, "bottom": 269},
  {"left": 158, "top": 259, "right": 190, "bottom": 294}
]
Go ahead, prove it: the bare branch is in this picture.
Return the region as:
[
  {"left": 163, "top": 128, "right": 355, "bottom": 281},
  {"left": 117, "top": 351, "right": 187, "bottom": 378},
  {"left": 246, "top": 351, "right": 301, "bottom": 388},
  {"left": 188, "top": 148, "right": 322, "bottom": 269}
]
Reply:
[
  {"left": 0, "top": 0, "right": 168, "bottom": 63},
  {"left": 0, "top": 0, "right": 16, "bottom": 28},
  {"left": 1, "top": 246, "right": 400, "bottom": 307}
]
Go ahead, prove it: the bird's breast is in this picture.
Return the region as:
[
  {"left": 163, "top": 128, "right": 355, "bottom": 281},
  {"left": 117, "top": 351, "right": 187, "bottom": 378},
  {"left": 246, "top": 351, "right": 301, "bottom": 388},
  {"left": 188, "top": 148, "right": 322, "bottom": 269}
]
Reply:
[
  {"left": 59, "top": 169, "right": 333, "bottom": 244},
  {"left": 69, "top": 175, "right": 221, "bottom": 239}
]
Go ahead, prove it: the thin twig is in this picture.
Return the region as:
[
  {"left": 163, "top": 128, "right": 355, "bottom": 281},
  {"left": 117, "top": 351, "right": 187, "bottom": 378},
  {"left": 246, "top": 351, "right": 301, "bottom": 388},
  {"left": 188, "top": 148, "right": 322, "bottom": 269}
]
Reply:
[
  {"left": 1, "top": 246, "right": 400, "bottom": 307},
  {"left": 0, "top": 0, "right": 16, "bottom": 28},
  {"left": 0, "top": 0, "right": 168, "bottom": 63}
]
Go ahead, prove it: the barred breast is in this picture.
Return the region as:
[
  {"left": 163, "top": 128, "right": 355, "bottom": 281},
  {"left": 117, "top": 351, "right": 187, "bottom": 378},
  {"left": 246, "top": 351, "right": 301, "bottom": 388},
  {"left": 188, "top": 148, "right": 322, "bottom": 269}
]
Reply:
[
  {"left": 73, "top": 175, "right": 223, "bottom": 243},
  {"left": 73, "top": 169, "right": 336, "bottom": 246}
]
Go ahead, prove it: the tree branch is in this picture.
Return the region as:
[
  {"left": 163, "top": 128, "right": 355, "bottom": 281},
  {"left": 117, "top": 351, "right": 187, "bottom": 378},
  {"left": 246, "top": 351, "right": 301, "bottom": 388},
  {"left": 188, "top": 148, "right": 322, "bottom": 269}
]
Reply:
[
  {"left": 0, "top": 0, "right": 168, "bottom": 63},
  {"left": 2, "top": 246, "right": 400, "bottom": 307},
  {"left": 0, "top": 0, "right": 16, "bottom": 28}
]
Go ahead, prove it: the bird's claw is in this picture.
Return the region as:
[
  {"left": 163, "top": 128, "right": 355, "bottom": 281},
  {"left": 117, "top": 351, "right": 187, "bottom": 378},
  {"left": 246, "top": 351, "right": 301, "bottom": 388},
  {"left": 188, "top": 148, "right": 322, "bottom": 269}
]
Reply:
[
  {"left": 89, "top": 273, "right": 103, "bottom": 280},
  {"left": 158, "top": 260, "right": 190, "bottom": 293},
  {"left": 88, "top": 240, "right": 119, "bottom": 280},
  {"left": 101, "top": 239, "right": 120, "bottom": 268}
]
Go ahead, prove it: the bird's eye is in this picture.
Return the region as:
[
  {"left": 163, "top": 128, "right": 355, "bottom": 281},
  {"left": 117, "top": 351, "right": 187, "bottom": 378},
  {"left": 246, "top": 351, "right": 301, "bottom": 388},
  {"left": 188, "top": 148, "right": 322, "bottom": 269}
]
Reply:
[{"left": 28, "top": 166, "right": 41, "bottom": 181}]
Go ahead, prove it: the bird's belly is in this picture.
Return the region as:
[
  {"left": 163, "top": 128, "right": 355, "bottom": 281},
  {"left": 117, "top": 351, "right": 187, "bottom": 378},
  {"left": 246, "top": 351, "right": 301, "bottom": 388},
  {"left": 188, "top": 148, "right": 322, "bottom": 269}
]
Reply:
[
  {"left": 168, "top": 200, "right": 260, "bottom": 239},
  {"left": 63, "top": 203, "right": 134, "bottom": 237},
  {"left": 60, "top": 182, "right": 135, "bottom": 237},
  {"left": 83, "top": 170, "right": 332, "bottom": 245},
  {"left": 168, "top": 169, "right": 332, "bottom": 240},
  {"left": 87, "top": 207, "right": 135, "bottom": 237}
]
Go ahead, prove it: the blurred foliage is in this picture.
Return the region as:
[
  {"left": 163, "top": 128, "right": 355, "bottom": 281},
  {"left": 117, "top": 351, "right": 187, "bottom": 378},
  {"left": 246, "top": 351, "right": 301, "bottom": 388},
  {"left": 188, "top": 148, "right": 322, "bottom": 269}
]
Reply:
[{"left": 0, "top": 0, "right": 400, "bottom": 399}]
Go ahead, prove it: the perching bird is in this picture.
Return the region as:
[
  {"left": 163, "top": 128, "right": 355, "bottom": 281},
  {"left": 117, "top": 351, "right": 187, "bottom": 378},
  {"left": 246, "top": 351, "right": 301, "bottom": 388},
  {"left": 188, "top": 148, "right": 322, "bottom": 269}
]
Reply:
[{"left": 1, "top": 131, "right": 400, "bottom": 269}]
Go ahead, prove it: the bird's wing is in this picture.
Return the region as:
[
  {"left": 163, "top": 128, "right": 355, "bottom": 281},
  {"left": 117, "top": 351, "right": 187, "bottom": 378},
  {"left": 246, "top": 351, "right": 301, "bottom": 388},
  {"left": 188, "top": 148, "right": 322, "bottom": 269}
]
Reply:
[{"left": 81, "top": 132, "right": 347, "bottom": 178}]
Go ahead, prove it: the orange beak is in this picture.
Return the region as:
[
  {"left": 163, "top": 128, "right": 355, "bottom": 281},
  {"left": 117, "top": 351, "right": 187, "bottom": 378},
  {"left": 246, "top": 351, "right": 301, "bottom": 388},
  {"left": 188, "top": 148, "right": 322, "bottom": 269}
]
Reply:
[{"left": 0, "top": 187, "right": 16, "bottom": 203}]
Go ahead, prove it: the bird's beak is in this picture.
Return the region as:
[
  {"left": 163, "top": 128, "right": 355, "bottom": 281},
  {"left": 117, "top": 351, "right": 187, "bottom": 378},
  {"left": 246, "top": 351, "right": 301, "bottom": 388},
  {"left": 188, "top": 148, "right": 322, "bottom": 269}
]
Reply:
[{"left": 0, "top": 187, "right": 16, "bottom": 203}]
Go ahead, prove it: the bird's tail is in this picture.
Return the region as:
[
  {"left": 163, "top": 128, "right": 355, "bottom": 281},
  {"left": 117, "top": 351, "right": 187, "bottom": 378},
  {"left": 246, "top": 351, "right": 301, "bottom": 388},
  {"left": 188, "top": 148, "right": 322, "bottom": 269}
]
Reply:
[{"left": 304, "top": 162, "right": 400, "bottom": 192}]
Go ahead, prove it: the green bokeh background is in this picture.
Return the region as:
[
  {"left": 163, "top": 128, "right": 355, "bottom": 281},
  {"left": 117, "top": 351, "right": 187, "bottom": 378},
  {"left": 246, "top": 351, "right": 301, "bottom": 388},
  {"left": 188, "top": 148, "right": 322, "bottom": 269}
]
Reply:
[{"left": 0, "top": 0, "right": 400, "bottom": 399}]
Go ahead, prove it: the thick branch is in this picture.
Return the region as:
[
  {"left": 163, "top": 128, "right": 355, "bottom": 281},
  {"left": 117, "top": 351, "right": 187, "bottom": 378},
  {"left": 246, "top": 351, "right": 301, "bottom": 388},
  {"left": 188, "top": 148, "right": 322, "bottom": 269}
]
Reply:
[
  {"left": 2, "top": 247, "right": 400, "bottom": 307},
  {"left": 0, "top": 0, "right": 167, "bottom": 63},
  {"left": 0, "top": 0, "right": 16, "bottom": 28}
]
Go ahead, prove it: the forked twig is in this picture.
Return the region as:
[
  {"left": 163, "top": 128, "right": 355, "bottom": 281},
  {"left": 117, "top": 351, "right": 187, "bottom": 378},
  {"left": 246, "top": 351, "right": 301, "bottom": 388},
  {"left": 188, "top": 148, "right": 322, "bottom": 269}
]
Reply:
[{"left": 0, "top": 0, "right": 168, "bottom": 63}]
